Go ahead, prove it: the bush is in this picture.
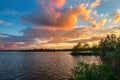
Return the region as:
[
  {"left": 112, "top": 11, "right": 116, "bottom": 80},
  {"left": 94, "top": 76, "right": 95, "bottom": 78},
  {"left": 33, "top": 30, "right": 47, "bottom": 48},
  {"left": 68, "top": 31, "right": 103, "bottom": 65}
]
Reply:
[
  {"left": 101, "top": 41, "right": 120, "bottom": 80},
  {"left": 70, "top": 62, "right": 115, "bottom": 80}
]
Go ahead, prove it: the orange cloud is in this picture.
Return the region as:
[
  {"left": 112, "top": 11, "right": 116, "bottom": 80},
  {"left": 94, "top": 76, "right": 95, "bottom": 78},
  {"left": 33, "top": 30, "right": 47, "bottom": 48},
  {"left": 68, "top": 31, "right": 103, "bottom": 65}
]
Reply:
[
  {"left": 23, "top": 3, "right": 92, "bottom": 30},
  {"left": 113, "top": 15, "right": 120, "bottom": 24},
  {"left": 82, "top": 13, "right": 91, "bottom": 21},
  {"left": 62, "top": 14, "right": 77, "bottom": 30},
  {"left": 89, "top": 19, "right": 99, "bottom": 29},
  {"left": 38, "top": 0, "right": 65, "bottom": 8},
  {"left": 89, "top": 18, "right": 96, "bottom": 24},
  {"left": 90, "top": 0, "right": 101, "bottom": 8},
  {"left": 82, "top": 26, "right": 90, "bottom": 32},
  {"left": 79, "top": 33, "right": 87, "bottom": 39},
  {"left": 38, "top": 43, "right": 75, "bottom": 49},
  {"left": 77, "top": 4, "right": 92, "bottom": 21},
  {"left": 82, "top": 10, "right": 92, "bottom": 21},
  {"left": 12, "top": 44, "right": 18, "bottom": 48},
  {"left": 99, "top": 19, "right": 107, "bottom": 26},
  {"left": 93, "top": 11, "right": 98, "bottom": 16},
  {"left": 52, "top": 0, "right": 65, "bottom": 8},
  {"left": 92, "top": 24, "right": 99, "bottom": 29}
]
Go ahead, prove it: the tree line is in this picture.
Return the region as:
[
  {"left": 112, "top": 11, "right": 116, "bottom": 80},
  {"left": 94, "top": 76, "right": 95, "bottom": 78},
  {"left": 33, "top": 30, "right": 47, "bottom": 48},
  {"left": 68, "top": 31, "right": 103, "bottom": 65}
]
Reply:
[{"left": 71, "top": 34, "right": 120, "bottom": 55}]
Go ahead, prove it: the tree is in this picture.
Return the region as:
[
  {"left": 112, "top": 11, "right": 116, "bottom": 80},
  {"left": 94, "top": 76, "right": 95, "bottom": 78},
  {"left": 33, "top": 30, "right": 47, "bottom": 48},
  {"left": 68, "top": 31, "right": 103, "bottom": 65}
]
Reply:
[
  {"left": 92, "top": 44, "right": 99, "bottom": 54},
  {"left": 99, "top": 34, "right": 120, "bottom": 80},
  {"left": 83, "top": 43, "right": 90, "bottom": 49},
  {"left": 71, "top": 43, "right": 82, "bottom": 55},
  {"left": 99, "top": 34, "right": 117, "bottom": 52}
]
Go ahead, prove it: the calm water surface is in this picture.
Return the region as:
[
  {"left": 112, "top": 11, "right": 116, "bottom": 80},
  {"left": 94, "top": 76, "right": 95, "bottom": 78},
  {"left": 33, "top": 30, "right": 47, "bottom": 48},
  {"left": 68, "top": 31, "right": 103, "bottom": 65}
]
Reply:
[{"left": 0, "top": 52, "right": 100, "bottom": 80}]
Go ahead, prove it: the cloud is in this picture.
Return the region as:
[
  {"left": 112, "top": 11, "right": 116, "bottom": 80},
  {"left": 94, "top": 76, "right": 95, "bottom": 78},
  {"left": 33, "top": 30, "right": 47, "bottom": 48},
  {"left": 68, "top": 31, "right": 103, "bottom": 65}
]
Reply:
[
  {"left": 0, "top": 27, "right": 90, "bottom": 49},
  {"left": 0, "top": 19, "right": 12, "bottom": 26},
  {"left": 93, "top": 11, "right": 98, "bottom": 16},
  {"left": 37, "top": 0, "right": 65, "bottom": 8},
  {"left": 0, "top": 34, "right": 34, "bottom": 49},
  {"left": 92, "top": 26, "right": 120, "bottom": 36},
  {"left": 1, "top": 25, "right": 120, "bottom": 49},
  {"left": 108, "top": 19, "right": 112, "bottom": 23},
  {"left": 104, "top": 13, "right": 109, "bottom": 17},
  {"left": 0, "top": 20, "right": 4, "bottom": 24},
  {"left": 89, "top": 18, "right": 99, "bottom": 29},
  {"left": 21, "top": 27, "right": 90, "bottom": 41},
  {"left": 0, "top": 32, "right": 9, "bottom": 37},
  {"left": 82, "top": 26, "right": 90, "bottom": 32},
  {"left": 5, "top": 22, "right": 12, "bottom": 26},
  {"left": 100, "top": 14, "right": 104, "bottom": 17},
  {"left": 113, "top": 15, "right": 120, "bottom": 24},
  {"left": 100, "top": 13, "right": 109, "bottom": 18},
  {"left": 113, "top": 9, "right": 120, "bottom": 16},
  {"left": 2, "top": 0, "right": 120, "bottom": 49},
  {"left": 99, "top": 19, "right": 107, "bottom": 26},
  {"left": 0, "top": 9, "right": 19, "bottom": 16},
  {"left": 67, "top": 37, "right": 104, "bottom": 43},
  {"left": 90, "top": 0, "right": 101, "bottom": 8},
  {"left": 92, "top": 24, "right": 99, "bottom": 29},
  {"left": 112, "top": 9, "right": 120, "bottom": 24},
  {"left": 22, "top": 0, "right": 92, "bottom": 30}
]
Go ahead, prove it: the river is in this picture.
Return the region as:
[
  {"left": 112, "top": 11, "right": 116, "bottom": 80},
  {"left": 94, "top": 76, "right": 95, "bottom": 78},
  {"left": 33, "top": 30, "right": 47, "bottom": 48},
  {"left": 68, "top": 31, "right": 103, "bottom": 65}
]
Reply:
[{"left": 0, "top": 52, "right": 100, "bottom": 80}]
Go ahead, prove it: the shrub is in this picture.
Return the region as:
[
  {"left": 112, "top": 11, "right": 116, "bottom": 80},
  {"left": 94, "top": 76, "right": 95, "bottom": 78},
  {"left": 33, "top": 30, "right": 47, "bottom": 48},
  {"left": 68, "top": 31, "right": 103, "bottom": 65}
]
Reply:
[{"left": 70, "top": 62, "right": 115, "bottom": 80}]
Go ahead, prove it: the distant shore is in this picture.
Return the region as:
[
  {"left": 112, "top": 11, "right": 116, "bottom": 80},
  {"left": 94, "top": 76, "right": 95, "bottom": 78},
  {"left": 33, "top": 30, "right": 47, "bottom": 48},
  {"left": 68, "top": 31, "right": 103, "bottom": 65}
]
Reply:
[
  {"left": 0, "top": 49, "right": 72, "bottom": 52},
  {"left": 0, "top": 49, "right": 100, "bottom": 56}
]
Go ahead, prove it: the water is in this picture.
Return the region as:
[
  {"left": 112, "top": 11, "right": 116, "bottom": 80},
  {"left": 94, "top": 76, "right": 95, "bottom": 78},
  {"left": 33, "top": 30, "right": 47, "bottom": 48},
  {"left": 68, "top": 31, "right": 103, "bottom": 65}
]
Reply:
[{"left": 0, "top": 52, "right": 100, "bottom": 80}]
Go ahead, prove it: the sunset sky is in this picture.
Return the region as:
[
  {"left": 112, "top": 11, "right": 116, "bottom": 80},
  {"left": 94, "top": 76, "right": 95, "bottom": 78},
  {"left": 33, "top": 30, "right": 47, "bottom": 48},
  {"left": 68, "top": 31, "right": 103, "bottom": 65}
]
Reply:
[{"left": 0, "top": 0, "right": 120, "bottom": 49}]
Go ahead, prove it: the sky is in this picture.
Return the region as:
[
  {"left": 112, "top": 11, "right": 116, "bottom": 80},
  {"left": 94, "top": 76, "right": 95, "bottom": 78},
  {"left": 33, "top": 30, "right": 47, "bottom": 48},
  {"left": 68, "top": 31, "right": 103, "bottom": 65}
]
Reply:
[{"left": 0, "top": 0, "right": 120, "bottom": 49}]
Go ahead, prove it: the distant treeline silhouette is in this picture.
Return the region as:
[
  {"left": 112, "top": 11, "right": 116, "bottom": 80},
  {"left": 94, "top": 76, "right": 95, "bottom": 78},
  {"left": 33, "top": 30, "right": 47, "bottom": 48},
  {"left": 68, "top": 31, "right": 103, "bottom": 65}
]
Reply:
[{"left": 20, "top": 48, "right": 72, "bottom": 52}]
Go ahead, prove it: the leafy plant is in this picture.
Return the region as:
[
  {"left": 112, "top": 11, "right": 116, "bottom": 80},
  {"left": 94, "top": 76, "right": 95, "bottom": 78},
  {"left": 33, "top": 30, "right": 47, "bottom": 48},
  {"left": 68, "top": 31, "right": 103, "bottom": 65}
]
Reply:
[{"left": 70, "top": 62, "right": 115, "bottom": 80}]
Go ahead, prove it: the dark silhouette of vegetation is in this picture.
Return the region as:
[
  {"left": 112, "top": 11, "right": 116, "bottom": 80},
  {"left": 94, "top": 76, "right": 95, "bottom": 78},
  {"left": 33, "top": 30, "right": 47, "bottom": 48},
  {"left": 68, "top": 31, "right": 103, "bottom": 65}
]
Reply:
[
  {"left": 71, "top": 43, "right": 82, "bottom": 55},
  {"left": 71, "top": 42, "right": 99, "bottom": 55},
  {"left": 70, "top": 34, "right": 120, "bottom": 80},
  {"left": 20, "top": 48, "right": 72, "bottom": 52}
]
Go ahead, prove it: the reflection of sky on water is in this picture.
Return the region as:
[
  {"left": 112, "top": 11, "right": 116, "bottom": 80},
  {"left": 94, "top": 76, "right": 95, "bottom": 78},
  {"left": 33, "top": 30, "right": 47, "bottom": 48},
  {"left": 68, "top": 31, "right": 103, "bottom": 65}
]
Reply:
[{"left": 0, "top": 52, "right": 100, "bottom": 80}]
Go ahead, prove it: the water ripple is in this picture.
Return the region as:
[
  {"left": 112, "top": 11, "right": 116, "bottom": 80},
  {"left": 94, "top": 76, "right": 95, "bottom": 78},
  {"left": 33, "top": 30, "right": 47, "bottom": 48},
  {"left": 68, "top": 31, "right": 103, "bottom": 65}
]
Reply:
[{"left": 0, "top": 52, "right": 100, "bottom": 80}]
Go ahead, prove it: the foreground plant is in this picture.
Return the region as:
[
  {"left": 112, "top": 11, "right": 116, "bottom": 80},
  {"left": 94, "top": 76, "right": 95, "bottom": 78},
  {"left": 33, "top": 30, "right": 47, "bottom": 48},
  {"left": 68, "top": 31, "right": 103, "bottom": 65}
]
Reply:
[{"left": 70, "top": 62, "right": 115, "bottom": 80}]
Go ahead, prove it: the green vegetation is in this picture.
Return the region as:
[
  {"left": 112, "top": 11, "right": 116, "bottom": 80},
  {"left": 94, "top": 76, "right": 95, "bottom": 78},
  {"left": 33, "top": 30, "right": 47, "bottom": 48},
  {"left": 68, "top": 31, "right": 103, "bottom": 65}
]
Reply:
[
  {"left": 70, "top": 62, "right": 115, "bottom": 80},
  {"left": 70, "top": 34, "right": 120, "bottom": 80}
]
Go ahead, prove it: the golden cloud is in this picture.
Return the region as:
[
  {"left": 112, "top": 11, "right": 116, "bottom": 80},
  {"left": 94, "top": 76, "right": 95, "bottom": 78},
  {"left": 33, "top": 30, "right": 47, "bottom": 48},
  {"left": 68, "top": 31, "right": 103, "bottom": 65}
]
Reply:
[
  {"left": 90, "top": 0, "right": 101, "bottom": 8},
  {"left": 89, "top": 18, "right": 99, "bottom": 29},
  {"left": 92, "top": 24, "right": 99, "bottom": 29},
  {"left": 99, "top": 19, "right": 107, "bottom": 26},
  {"left": 113, "top": 15, "right": 120, "bottom": 24}
]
